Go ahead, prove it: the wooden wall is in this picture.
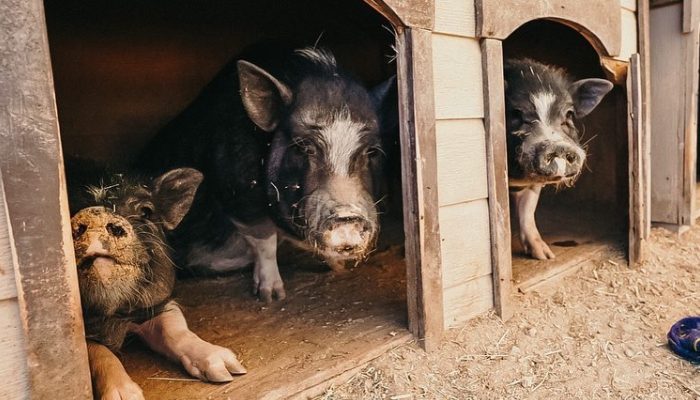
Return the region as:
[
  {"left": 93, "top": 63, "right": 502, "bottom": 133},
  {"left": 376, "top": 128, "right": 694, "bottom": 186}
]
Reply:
[
  {"left": 649, "top": 0, "right": 699, "bottom": 226},
  {"left": 434, "top": 0, "right": 639, "bottom": 329},
  {"left": 433, "top": 0, "right": 494, "bottom": 328}
]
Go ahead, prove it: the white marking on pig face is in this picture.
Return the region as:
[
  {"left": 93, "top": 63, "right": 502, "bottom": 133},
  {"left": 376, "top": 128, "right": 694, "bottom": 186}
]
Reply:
[{"left": 319, "top": 110, "right": 367, "bottom": 177}]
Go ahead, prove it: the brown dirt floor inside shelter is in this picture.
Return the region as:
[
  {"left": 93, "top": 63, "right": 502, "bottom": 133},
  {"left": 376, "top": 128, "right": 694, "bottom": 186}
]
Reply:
[{"left": 319, "top": 226, "right": 700, "bottom": 400}]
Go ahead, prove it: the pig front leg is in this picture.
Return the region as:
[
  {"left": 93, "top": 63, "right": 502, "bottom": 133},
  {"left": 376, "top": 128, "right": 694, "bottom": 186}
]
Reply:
[
  {"left": 87, "top": 341, "right": 144, "bottom": 400},
  {"left": 131, "top": 301, "right": 246, "bottom": 382},
  {"left": 512, "top": 184, "right": 555, "bottom": 260},
  {"left": 234, "top": 218, "right": 286, "bottom": 302}
]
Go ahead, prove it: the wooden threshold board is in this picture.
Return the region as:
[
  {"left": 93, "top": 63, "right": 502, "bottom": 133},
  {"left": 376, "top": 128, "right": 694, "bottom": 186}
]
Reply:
[
  {"left": 120, "top": 242, "right": 409, "bottom": 400},
  {"left": 511, "top": 203, "right": 625, "bottom": 293}
]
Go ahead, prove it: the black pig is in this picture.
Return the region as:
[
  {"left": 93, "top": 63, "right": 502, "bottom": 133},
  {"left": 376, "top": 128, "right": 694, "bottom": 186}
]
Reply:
[
  {"left": 139, "top": 44, "right": 397, "bottom": 302},
  {"left": 504, "top": 59, "right": 613, "bottom": 260},
  {"left": 69, "top": 166, "right": 245, "bottom": 400}
]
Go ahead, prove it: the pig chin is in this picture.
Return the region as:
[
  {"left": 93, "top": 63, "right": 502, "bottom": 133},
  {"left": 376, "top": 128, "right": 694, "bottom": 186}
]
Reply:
[{"left": 77, "top": 257, "right": 143, "bottom": 315}]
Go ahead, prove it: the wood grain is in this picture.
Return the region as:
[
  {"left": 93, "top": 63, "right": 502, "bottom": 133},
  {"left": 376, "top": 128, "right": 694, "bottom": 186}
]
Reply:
[
  {"left": 396, "top": 27, "right": 445, "bottom": 350},
  {"left": 628, "top": 54, "right": 647, "bottom": 265},
  {"left": 436, "top": 119, "right": 489, "bottom": 206},
  {"left": 0, "top": 0, "right": 92, "bottom": 397},
  {"left": 434, "top": 0, "right": 476, "bottom": 37},
  {"left": 476, "top": 0, "right": 622, "bottom": 57},
  {"left": 432, "top": 34, "right": 484, "bottom": 119},
  {"left": 481, "top": 38, "right": 513, "bottom": 320}
]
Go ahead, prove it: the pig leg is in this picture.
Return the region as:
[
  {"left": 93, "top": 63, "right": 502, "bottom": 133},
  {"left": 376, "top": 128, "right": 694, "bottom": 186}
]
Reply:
[
  {"left": 87, "top": 341, "right": 144, "bottom": 400},
  {"left": 512, "top": 184, "right": 555, "bottom": 260},
  {"left": 233, "top": 218, "right": 286, "bottom": 302},
  {"left": 130, "top": 301, "right": 246, "bottom": 382}
]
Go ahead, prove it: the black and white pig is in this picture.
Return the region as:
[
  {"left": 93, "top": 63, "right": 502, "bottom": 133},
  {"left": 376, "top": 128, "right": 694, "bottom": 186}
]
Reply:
[
  {"left": 504, "top": 59, "right": 613, "bottom": 260},
  {"left": 138, "top": 44, "right": 396, "bottom": 302},
  {"left": 68, "top": 166, "right": 246, "bottom": 400}
]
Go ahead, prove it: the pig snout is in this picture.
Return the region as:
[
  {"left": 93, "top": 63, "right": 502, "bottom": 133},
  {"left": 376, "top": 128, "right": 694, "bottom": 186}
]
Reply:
[
  {"left": 321, "top": 211, "right": 372, "bottom": 256},
  {"left": 534, "top": 144, "right": 584, "bottom": 180}
]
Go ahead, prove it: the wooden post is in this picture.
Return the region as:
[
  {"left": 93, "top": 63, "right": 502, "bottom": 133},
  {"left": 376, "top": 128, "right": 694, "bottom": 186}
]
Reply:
[
  {"left": 0, "top": 0, "right": 92, "bottom": 397},
  {"left": 480, "top": 39, "right": 513, "bottom": 320},
  {"left": 396, "top": 27, "right": 444, "bottom": 350},
  {"left": 638, "top": 0, "right": 653, "bottom": 239},
  {"left": 628, "top": 54, "right": 648, "bottom": 265}
]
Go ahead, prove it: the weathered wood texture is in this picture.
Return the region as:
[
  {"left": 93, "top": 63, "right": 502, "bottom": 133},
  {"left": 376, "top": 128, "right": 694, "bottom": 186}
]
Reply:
[
  {"left": 683, "top": 0, "right": 700, "bottom": 32},
  {"left": 620, "top": 8, "right": 640, "bottom": 61},
  {"left": 476, "top": 0, "right": 622, "bottom": 57},
  {"left": 638, "top": 0, "right": 652, "bottom": 239},
  {"left": 481, "top": 38, "right": 513, "bottom": 320},
  {"left": 396, "top": 28, "right": 444, "bottom": 349},
  {"left": 436, "top": 119, "right": 488, "bottom": 206},
  {"left": 0, "top": 0, "right": 92, "bottom": 397},
  {"left": 649, "top": 2, "right": 699, "bottom": 226},
  {"left": 0, "top": 299, "right": 29, "bottom": 400},
  {"left": 0, "top": 173, "right": 17, "bottom": 302},
  {"left": 440, "top": 200, "right": 494, "bottom": 327},
  {"left": 432, "top": 34, "right": 484, "bottom": 119},
  {"left": 366, "top": 0, "right": 434, "bottom": 29},
  {"left": 0, "top": 172, "right": 29, "bottom": 399},
  {"left": 434, "top": 0, "right": 476, "bottom": 37},
  {"left": 628, "top": 54, "right": 648, "bottom": 265}
]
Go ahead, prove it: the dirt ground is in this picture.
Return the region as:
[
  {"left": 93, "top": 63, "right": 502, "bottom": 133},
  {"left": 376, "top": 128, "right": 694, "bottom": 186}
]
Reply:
[{"left": 316, "top": 226, "right": 700, "bottom": 400}]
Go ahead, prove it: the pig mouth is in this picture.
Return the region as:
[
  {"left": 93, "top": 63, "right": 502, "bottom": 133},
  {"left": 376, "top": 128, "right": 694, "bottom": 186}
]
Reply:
[{"left": 78, "top": 255, "right": 117, "bottom": 270}]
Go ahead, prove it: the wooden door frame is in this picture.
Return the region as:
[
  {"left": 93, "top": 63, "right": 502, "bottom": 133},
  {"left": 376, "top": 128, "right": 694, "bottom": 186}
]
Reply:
[{"left": 0, "top": 0, "right": 92, "bottom": 397}]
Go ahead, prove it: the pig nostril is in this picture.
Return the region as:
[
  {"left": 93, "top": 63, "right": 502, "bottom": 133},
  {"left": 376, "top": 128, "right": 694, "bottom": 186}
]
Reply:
[
  {"left": 106, "top": 223, "right": 126, "bottom": 237},
  {"left": 73, "top": 224, "right": 87, "bottom": 240},
  {"left": 566, "top": 153, "right": 577, "bottom": 163}
]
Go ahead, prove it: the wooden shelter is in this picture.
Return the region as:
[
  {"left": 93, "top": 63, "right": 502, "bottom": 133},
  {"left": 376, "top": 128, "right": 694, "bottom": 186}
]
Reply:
[{"left": 0, "top": 0, "right": 650, "bottom": 398}]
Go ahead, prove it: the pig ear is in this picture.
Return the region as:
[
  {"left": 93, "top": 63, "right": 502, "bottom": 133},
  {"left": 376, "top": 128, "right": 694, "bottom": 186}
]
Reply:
[
  {"left": 370, "top": 75, "right": 398, "bottom": 133},
  {"left": 237, "top": 60, "right": 293, "bottom": 132},
  {"left": 569, "top": 78, "right": 614, "bottom": 118},
  {"left": 151, "top": 168, "right": 204, "bottom": 230}
]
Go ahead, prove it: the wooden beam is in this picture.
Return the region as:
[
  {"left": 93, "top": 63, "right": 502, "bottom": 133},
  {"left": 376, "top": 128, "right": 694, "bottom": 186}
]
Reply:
[
  {"left": 638, "top": 0, "right": 653, "bottom": 239},
  {"left": 0, "top": 0, "right": 92, "bottom": 397},
  {"left": 396, "top": 27, "right": 444, "bottom": 350},
  {"left": 627, "top": 54, "right": 648, "bottom": 265},
  {"left": 480, "top": 39, "right": 513, "bottom": 320}
]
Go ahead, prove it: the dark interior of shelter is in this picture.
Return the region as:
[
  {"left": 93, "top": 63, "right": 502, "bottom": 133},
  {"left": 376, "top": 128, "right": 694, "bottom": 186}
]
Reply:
[
  {"left": 502, "top": 20, "right": 629, "bottom": 291},
  {"left": 44, "top": 0, "right": 408, "bottom": 397}
]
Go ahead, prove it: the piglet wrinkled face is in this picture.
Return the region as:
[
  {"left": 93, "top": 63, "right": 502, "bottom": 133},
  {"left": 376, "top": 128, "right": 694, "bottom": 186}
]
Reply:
[
  {"left": 72, "top": 206, "right": 149, "bottom": 315},
  {"left": 504, "top": 59, "right": 613, "bottom": 186},
  {"left": 238, "top": 49, "right": 396, "bottom": 266}
]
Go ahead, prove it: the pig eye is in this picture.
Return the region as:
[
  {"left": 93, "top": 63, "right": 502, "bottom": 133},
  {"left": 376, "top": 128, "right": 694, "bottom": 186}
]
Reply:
[
  {"left": 73, "top": 224, "right": 87, "bottom": 240},
  {"left": 106, "top": 223, "right": 126, "bottom": 237},
  {"left": 566, "top": 110, "right": 575, "bottom": 120}
]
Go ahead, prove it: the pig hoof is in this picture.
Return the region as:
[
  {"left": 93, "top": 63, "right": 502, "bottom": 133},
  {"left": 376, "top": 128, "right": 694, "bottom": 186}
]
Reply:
[
  {"left": 524, "top": 238, "right": 555, "bottom": 260},
  {"left": 179, "top": 341, "right": 247, "bottom": 383},
  {"left": 253, "top": 277, "right": 286, "bottom": 303},
  {"left": 98, "top": 380, "right": 144, "bottom": 400}
]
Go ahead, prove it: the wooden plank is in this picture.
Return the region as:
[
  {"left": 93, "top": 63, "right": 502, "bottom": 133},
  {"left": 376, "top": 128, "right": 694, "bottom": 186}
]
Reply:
[
  {"left": 680, "top": 11, "right": 700, "bottom": 226},
  {"left": 365, "top": 0, "right": 434, "bottom": 29},
  {"left": 443, "top": 274, "right": 494, "bottom": 328},
  {"left": 119, "top": 245, "right": 410, "bottom": 399},
  {"left": 628, "top": 54, "right": 647, "bottom": 265},
  {"left": 439, "top": 200, "right": 492, "bottom": 289},
  {"left": 618, "top": 9, "right": 639, "bottom": 61},
  {"left": 0, "top": 0, "right": 92, "bottom": 397},
  {"left": 649, "top": 3, "right": 685, "bottom": 224},
  {"left": 432, "top": 34, "right": 484, "bottom": 120},
  {"left": 395, "top": 28, "right": 444, "bottom": 350},
  {"left": 434, "top": 0, "right": 476, "bottom": 37},
  {"left": 638, "top": 0, "right": 652, "bottom": 239},
  {"left": 650, "top": 0, "right": 682, "bottom": 7},
  {"left": 621, "top": 0, "right": 638, "bottom": 11},
  {"left": 683, "top": 0, "right": 700, "bottom": 32},
  {"left": 476, "top": 0, "right": 622, "bottom": 57},
  {"left": 481, "top": 38, "right": 513, "bottom": 321},
  {"left": 0, "top": 172, "right": 18, "bottom": 302},
  {"left": 436, "top": 119, "right": 489, "bottom": 206},
  {"left": 0, "top": 298, "right": 29, "bottom": 400},
  {"left": 515, "top": 247, "right": 606, "bottom": 293}
]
